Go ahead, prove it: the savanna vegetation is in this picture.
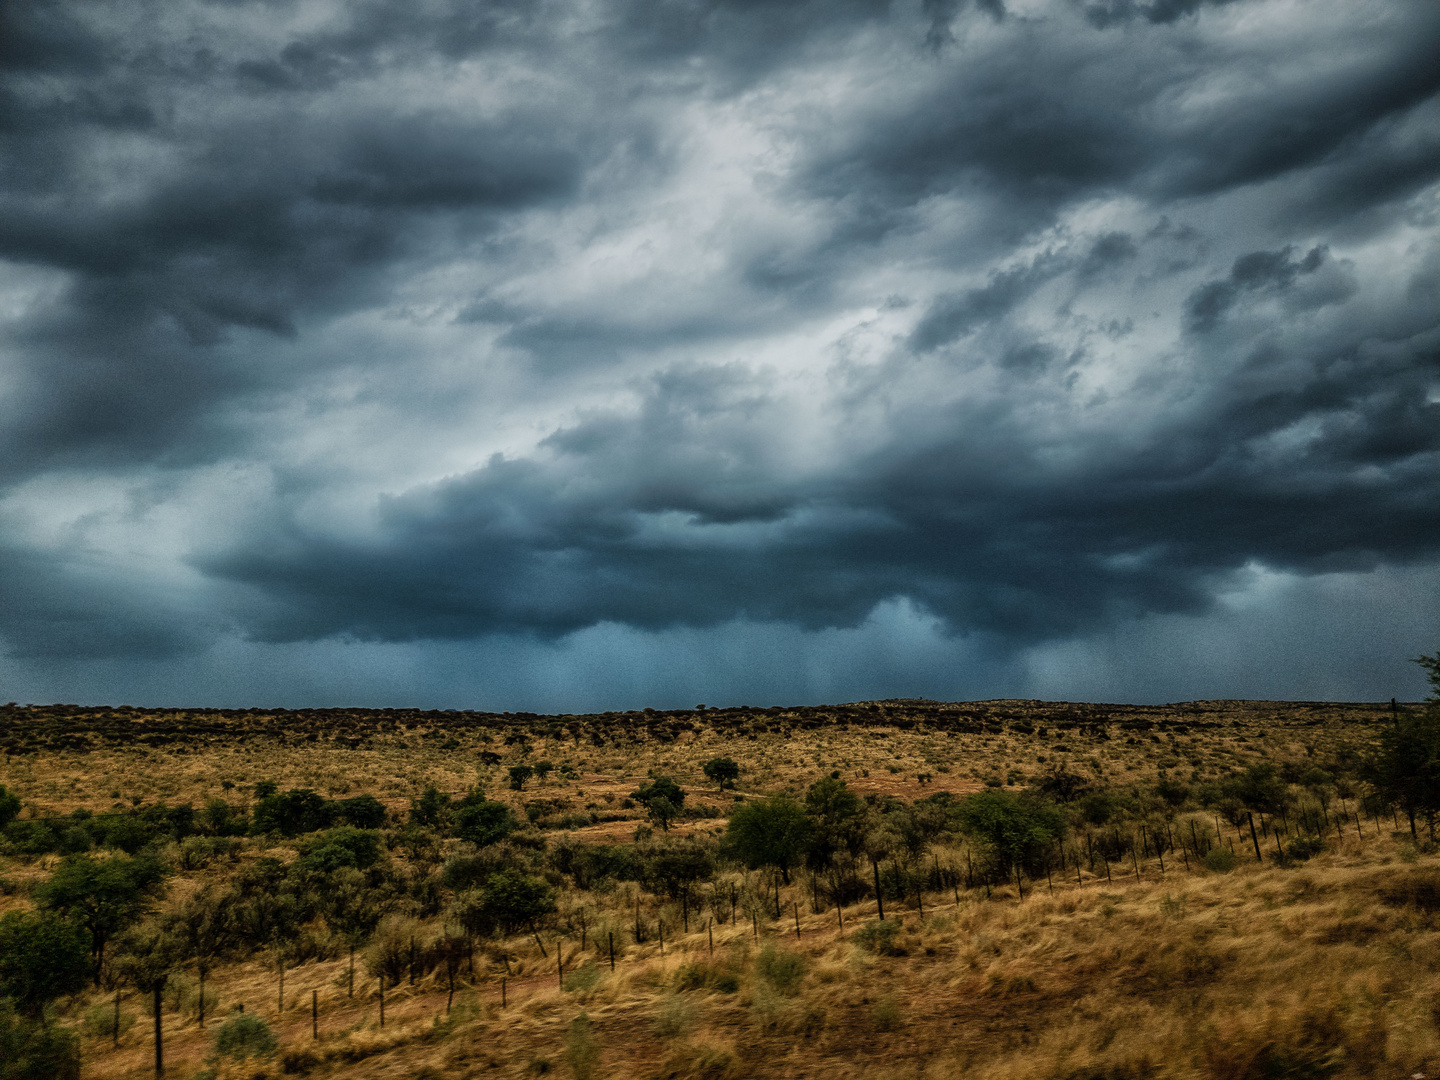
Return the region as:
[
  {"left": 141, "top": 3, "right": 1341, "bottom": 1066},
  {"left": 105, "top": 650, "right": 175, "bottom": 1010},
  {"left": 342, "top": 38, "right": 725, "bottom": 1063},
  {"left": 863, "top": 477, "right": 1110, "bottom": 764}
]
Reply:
[{"left": 2, "top": 658, "right": 1439, "bottom": 1080}]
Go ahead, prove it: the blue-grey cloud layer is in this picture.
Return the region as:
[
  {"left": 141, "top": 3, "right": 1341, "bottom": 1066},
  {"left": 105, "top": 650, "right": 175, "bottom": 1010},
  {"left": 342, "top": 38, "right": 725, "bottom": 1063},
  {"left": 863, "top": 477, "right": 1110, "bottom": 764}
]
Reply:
[{"left": 1, "top": 0, "right": 1437, "bottom": 706}]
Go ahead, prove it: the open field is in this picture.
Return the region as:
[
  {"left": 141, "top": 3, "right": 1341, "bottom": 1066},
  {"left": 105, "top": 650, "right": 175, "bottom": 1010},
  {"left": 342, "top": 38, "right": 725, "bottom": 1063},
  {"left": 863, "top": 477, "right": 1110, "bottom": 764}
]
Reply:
[{"left": 3, "top": 696, "right": 1438, "bottom": 1080}]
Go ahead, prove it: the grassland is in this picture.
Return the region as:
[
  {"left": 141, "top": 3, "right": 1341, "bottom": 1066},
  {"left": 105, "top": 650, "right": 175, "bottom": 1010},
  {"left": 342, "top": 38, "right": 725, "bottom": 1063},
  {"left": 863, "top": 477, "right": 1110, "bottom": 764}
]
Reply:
[{"left": 2, "top": 696, "right": 1436, "bottom": 1080}]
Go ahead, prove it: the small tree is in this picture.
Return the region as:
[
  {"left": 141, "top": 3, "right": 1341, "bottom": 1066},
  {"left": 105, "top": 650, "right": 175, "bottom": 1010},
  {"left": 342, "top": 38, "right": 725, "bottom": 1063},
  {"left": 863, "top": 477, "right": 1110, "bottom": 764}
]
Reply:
[
  {"left": 35, "top": 850, "right": 169, "bottom": 982},
  {"left": 1417, "top": 650, "right": 1440, "bottom": 705},
  {"left": 1222, "top": 763, "right": 1290, "bottom": 817},
  {"left": 363, "top": 916, "right": 417, "bottom": 989},
  {"left": 113, "top": 920, "right": 182, "bottom": 1080},
  {"left": 508, "top": 765, "right": 535, "bottom": 791},
  {"left": 454, "top": 795, "right": 517, "bottom": 847},
  {"left": 804, "top": 777, "right": 866, "bottom": 867},
  {"left": 201, "top": 798, "right": 234, "bottom": 836},
  {"left": 0, "top": 910, "right": 91, "bottom": 1017},
  {"left": 162, "top": 886, "right": 235, "bottom": 1027},
  {"left": 251, "top": 788, "right": 332, "bottom": 837},
  {"left": 638, "top": 839, "right": 715, "bottom": 899},
  {"left": 702, "top": 758, "right": 740, "bottom": 793},
  {"left": 724, "top": 795, "right": 813, "bottom": 884},
  {"left": 534, "top": 761, "right": 555, "bottom": 782},
  {"left": 953, "top": 790, "right": 1065, "bottom": 882},
  {"left": 0, "top": 1003, "right": 81, "bottom": 1080},
  {"left": 479, "top": 869, "right": 557, "bottom": 934},
  {"left": 298, "top": 827, "right": 384, "bottom": 873},
  {"left": 408, "top": 786, "right": 452, "bottom": 829},
  {"left": 1036, "top": 764, "right": 1089, "bottom": 803},
  {"left": 335, "top": 794, "right": 388, "bottom": 829},
  {"left": 1364, "top": 657, "right": 1440, "bottom": 841},
  {"left": 632, "top": 777, "right": 685, "bottom": 831},
  {"left": 646, "top": 796, "right": 678, "bottom": 832},
  {"left": 318, "top": 868, "right": 389, "bottom": 996},
  {"left": 0, "top": 785, "right": 21, "bottom": 829}
]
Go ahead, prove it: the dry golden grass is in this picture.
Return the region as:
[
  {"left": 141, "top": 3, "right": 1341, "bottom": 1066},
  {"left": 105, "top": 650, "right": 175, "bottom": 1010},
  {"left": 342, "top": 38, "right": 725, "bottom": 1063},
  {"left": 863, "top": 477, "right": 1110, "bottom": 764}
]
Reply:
[{"left": 3, "top": 697, "right": 1432, "bottom": 1079}]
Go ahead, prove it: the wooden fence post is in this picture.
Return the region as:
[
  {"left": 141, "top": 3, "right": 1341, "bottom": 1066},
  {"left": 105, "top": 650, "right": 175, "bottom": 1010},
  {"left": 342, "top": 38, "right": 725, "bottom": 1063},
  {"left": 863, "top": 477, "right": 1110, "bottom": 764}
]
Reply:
[{"left": 153, "top": 982, "right": 164, "bottom": 1079}]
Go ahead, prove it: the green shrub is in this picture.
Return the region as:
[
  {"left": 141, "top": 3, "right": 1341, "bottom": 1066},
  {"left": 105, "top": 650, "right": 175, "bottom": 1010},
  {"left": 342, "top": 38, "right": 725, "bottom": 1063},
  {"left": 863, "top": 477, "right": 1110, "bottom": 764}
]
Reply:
[
  {"left": 0, "top": 787, "right": 20, "bottom": 830},
  {"left": 213, "top": 1011, "right": 278, "bottom": 1060},
  {"left": 674, "top": 960, "right": 739, "bottom": 994},
  {"left": 853, "top": 918, "right": 903, "bottom": 955},
  {"left": 674, "top": 961, "right": 713, "bottom": 991},
  {"left": 565, "top": 1012, "right": 599, "bottom": 1080},
  {"left": 653, "top": 993, "right": 694, "bottom": 1039},
  {"left": 1204, "top": 847, "right": 1238, "bottom": 873},
  {"left": 4, "top": 820, "right": 58, "bottom": 856},
  {"left": 749, "top": 982, "right": 784, "bottom": 1035},
  {"left": 81, "top": 1001, "right": 136, "bottom": 1040},
  {"left": 409, "top": 786, "right": 452, "bottom": 829},
  {"left": 0, "top": 910, "right": 92, "bottom": 1015},
  {"left": 298, "top": 827, "right": 382, "bottom": 872},
  {"left": 334, "top": 794, "right": 387, "bottom": 829},
  {"left": 1285, "top": 836, "right": 1326, "bottom": 862},
  {"left": 176, "top": 836, "right": 213, "bottom": 870},
  {"left": 454, "top": 799, "right": 517, "bottom": 847},
  {"left": 755, "top": 943, "right": 806, "bottom": 995},
  {"left": 476, "top": 869, "right": 557, "bottom": 934},
  {"left": 0, "top": 1004, "right": 81, "bottom": 1080},
  {"left": 280, "top": 1047, "right": 322, "bottom": 1074},
  {"left": 161, "top": 972, "right": 219, "bottom": 1018},
  {"left": 251, "top": 789, "right": 333, "bottom": 838},
  {"left": 871, "top": 994, "right": 902, "bottom": 1032},
  {"left": 563, "top": 961, "right": 600, "bottom": 993}
]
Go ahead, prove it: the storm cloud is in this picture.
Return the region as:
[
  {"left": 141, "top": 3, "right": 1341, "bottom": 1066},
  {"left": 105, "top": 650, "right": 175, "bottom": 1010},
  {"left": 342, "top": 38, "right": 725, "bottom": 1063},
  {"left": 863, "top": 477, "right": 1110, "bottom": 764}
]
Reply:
[{"left": 1, "top": 0, "right": 1437, "bottom": 708}]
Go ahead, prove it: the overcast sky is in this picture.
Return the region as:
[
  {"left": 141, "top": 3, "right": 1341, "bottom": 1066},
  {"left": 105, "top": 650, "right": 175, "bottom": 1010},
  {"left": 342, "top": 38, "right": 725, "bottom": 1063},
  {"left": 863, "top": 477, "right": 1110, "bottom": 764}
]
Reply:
[{"left": 1, "top": 0, "right": 1437, "bottom": 711}]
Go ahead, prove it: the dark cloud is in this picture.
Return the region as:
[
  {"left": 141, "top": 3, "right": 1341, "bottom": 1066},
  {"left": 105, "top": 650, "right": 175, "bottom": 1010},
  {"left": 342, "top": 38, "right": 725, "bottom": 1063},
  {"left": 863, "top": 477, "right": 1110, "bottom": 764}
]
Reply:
[
  {"left": 909, "top": 257, "right": 1061, "bottom": 351},
  {"left": 1082, "top": 0, "right": 1240, "bottom": 29},
  {"left": 202, "top": 297, "right": 1440, "bottom": 649},
  {"left": 1184, "top": 246, "right": 1327, "bottom": 332},
  {"left": 1078, "top": 232, "right": 1138, "bottom": 277},
  {"left": 0, "top": 3, "right": 599, "bottom": 480},
  {"left": 802, "top": 4, "right": 1440, "bottom": 221},
  {"left": 0, "top": 541, "right": 212, "bottom": 661},
  {"left": 0, "top": 0, "right": 1436, "bottom": 704}
]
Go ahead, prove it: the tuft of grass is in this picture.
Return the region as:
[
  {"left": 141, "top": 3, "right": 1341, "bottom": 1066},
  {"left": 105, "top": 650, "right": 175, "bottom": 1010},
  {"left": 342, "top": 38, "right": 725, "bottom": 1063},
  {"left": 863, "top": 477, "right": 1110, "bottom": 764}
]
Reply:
[
  {"left": 212, "top": 1010, "right": 277, "bottom": 1061},
  {"left": 871, "top": 994, "right": 902, "bottom": 1032},
  {"left": 563, "top": 960, "right": 601, "bottom": 993},
  {"left": 659, "top": 1042, "right": 737, "bottom": 1080},
  {"left": 755, "top": 943, "right": 806, "bottom": 995},
  {"left": 565, "top": 1011, "right": 600, "bottom": 1080},
  {"left": 853, "top": 918, "right": 904, "bottom": 955},
  {"left": 1204, "top": 846, "right": 1238, "bottom": 873},
  {"left": 655, "top": 992, "right": 696, "bottom": 1039},
  {"left": 80, "top": 1001, "right": 136, "bottom": 1041}
]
